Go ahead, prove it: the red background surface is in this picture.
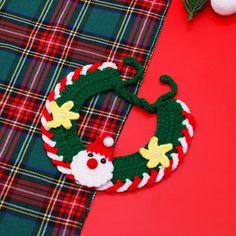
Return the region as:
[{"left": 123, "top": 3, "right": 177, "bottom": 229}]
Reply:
[{"left": 83, "top": 1, "right": 236, "bottom": 235}]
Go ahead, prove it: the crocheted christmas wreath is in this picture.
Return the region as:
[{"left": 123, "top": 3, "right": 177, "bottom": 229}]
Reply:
[{"left": 41, "top": 57, "right": 195, "bottom": 193}]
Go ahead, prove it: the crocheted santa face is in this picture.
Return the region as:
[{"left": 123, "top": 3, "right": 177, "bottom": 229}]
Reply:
[{"left": 70, "top": 137, "right": 114, "bottom": 188}]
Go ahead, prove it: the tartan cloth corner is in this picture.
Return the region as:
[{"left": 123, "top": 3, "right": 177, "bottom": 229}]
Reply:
[
  {"left": 0, "top": 0, "right": 171, "bottom": 235},
  {"left": 0, "top": 165, "right": 95, "bottom": 235}
]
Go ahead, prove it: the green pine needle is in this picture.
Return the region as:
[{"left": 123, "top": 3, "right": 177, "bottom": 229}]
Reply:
[{"left": 184, "top": 0, "right": 208, "bottom": 21}]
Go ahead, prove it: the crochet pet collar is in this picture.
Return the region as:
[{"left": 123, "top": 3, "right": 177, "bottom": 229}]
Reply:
[{"left": 41, "top": 57, "right": 195, "bottom": 193}]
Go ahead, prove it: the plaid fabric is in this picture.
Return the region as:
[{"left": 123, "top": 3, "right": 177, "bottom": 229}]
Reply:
[{"left": 0, "top": 0, "right": 170, "bottom": 235}]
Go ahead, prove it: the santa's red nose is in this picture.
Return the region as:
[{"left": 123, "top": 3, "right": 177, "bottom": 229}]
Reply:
[{"left": 87, "top": 158, "right": 98, "bottom": 169}]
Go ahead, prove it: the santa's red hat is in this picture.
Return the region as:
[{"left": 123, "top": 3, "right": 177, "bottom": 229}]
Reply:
[{"left": 86, "top": 135, "right": 114, "bottom": 161}]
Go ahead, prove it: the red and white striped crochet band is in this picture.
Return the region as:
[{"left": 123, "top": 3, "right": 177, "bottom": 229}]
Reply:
[
  {"left": 99, "top": 101, "right": 195, "bottom": 192},
  {"left": 41, "top": 61, "right": 117, "bottom": 162}
]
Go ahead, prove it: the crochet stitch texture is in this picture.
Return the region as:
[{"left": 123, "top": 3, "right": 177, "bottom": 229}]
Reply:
[{"left": 41, "top": 57, "right": 195, "bottom": 192}]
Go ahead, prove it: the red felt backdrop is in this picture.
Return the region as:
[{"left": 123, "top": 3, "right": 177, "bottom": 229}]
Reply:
[{"left": 82, "top": 1, "right": 236, "bottom": 235}]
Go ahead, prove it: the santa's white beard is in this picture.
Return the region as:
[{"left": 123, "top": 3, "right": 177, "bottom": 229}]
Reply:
[{"left": 70, "top": 150, "right": 114, "bottom": 188}]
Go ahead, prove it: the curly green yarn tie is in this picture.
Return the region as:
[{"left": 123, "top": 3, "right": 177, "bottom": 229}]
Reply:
[{"left": 115, "top": 57, "right": 178, "bottom": 113}]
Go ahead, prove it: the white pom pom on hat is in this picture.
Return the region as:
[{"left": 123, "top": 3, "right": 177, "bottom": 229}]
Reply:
[
  {"left": 86, "top": 135, "right": 114, "bottom": 160},
  {"left": 103, "top": 136, "right": 114, "bottom": 147}
]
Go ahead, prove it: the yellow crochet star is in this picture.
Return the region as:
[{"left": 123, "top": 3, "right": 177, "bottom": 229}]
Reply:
[
  {"left": 46, "top": 101, "right": 80, "bottom": 129},
  {"left": 139, "top": 137, "right": 173, "bottom": 169}
]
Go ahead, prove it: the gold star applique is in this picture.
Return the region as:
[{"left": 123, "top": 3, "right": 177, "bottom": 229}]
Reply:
[
  {"left": 139, "top": 136, "right": 173, "bottom": 169},
  {"left": 46, "top": 101, "right": 80, "bottom": 129}
]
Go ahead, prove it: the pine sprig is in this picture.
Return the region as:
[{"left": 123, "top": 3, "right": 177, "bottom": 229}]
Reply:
[{"left": 184, "top": 0, "right": 208, "bottom": 21}]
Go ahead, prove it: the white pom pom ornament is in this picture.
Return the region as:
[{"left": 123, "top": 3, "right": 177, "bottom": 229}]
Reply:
[{"left": 211, "top": 0, "right": 236, "bottom": 16}]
